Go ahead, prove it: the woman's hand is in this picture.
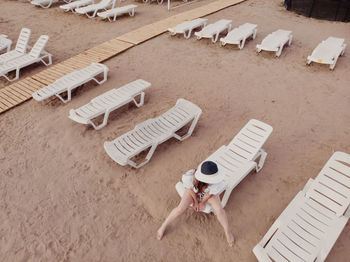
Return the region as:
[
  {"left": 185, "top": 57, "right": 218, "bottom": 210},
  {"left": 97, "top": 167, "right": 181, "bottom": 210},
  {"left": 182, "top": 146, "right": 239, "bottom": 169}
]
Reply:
[
  {"left": 192, "top": 202, "right": 199, "bottom": 212},
  {"left": 198, "top": 202, "right": 206, "bottom": 211}
]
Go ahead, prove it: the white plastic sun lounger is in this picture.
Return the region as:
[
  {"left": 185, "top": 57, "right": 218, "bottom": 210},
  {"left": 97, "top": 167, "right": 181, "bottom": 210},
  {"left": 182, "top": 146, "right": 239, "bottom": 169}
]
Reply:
[
  {"left": 0, "top": 35, "right": 52, "bottom": 82},
  {"left": 32, "top": 63, "right": 108, "bottom": 103},
  {"left": 168, "top": 18, "right": 208, "bottom": 39},
  {"left": 307, "top": 37, "right": 346, "bottom": 70},
  {"left": 176, "top": 119, "right": 273, "bottom": 213},
  {"left": 195, "top": 19, "right": 232, "bottom": 43},
  {"left": 31, "top": 0, "right": 72, "bottom": 8},
  {"left": 0, "top": 35, "right": 12, "bottom": 53},
  {"left": 104, "top": 99, "right": 202, "bottom": 168},
  {"left": 253, "top": 151, "right": 350, "bottom": 262},
  {"left": 75, "top": 0, "right": 116, "bottom": 18},
  {"left": 220, "top": 23, "right": 257, "bottom": 49},
  {"left": 69, "top": 79, "right": 150, "bottom": 130},
  {"left": 97, "top": 4, "right": 137, "bottom": 22},
  {"left": 0, "top": 28, "right": 31, "bottom": 65},
  {"left": 256, "top": 29, "right": 293, "bottom": 57},
  {"left": 60, "top": 0, "right": 94, "bottom": 12}
]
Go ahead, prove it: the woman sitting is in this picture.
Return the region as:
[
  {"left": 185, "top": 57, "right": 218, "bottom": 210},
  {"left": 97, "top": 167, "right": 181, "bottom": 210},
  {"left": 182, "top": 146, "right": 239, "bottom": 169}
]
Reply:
[{"left": 157, "top": 161, "right": 234, "bottom": 246}]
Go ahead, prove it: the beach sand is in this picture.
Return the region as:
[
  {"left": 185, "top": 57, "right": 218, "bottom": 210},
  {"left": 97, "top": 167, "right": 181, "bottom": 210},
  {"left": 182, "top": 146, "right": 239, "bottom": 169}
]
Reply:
[{"left": 0, "top": 0, "right": 349, "bottom": 261}]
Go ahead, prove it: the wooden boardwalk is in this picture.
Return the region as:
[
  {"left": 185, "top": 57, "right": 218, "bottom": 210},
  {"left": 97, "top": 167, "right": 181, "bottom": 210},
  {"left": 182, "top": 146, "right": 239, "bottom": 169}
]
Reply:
[{"left": 0, "top": 0, "right": 245, "bottom": 114}]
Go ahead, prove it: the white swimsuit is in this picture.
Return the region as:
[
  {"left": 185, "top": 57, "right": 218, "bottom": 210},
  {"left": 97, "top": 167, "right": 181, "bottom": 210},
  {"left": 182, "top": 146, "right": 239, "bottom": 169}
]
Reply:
[{"left": 181, "top": 169, "right": 225, "bottom": 201}]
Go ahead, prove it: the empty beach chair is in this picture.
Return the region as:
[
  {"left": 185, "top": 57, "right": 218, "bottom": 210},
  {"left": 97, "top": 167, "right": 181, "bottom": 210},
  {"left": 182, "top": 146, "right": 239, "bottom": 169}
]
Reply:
[
  {"left": 168, "top": 18, "right": 208, "bottom": 39},
  {"left": 256, "top": 29, "right": 293, "bottom": 57},
  {"left": 307, "top": 37, "right": 346, "bottom": 70},
  {"left": 0, "top": 28, "right": 31, "bottom": 64},
  {"left": 253, "top": 151, "right": 350, "bottom": 262},
  {"left": 75, "top": 0, "right": 116, "bottom": 18},
  {"left": 60, "top": 0, "right": 94, "bottom": 12},
  {"left": 220, "top": 23, "right": 257, "bottom": 49},
  {"left": 195, "top": 19, "right": 232, "bottom": 43},
  {"left": 97, "top": 4, "right": 137, "bottom": 22},
  {"left": 176, "top": 119, "right": 273, "bottom": 213},
  {"left": 31, "top": 0, "right": 72, "bottom": 8},
  {"left": 32, "top": 63, "right": 108, "bottom": 103},
  {"left": 69, "top": 79, "right": 150, "bottom": 130},
  {"left": 0, "top": 35, "right": 52, "bottom": 82},
  {"left": 104, "top": 99, "right": 202, "bottom": 168},
  {"left": 0, "top": 35, "right": 12, "bottom": 53}
]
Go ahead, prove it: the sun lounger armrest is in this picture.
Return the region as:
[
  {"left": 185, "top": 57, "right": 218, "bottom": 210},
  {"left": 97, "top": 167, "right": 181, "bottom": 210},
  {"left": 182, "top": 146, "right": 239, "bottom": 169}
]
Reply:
[
  {"left": 252, "top": 245, "right": 273, "bottom": 262},
  {"left": 302, "top": 178, "right": 314, "bottom": 195}
]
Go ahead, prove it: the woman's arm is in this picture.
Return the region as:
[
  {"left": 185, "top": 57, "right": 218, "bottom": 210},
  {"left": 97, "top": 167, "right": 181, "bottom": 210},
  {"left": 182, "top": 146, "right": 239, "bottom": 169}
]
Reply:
[
  {"left": 188, "top": 189, "right": 199, "bottom": 211},
  {"left": 199, "top": 193, "right": 213, "bottom": 211}
]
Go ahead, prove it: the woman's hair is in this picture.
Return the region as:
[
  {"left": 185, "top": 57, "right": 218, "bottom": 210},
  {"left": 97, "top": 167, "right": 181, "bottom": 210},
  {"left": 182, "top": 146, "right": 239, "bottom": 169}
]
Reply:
[{"left": 193, "top": 177, "right": 208, "bottom": 194}]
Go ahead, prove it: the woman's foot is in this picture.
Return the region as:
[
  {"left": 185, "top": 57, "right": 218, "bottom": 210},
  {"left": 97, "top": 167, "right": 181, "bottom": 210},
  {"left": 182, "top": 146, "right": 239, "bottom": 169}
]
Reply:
[
  {"left": 157, "top": 226, "right": 166, "bottom": 240},
  {"left": 226, "top": 232, "right": 235, "bottom": 247}
]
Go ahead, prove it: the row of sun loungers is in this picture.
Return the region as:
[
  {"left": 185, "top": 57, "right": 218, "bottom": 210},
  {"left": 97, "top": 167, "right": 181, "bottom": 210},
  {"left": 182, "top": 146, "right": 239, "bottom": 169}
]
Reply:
[
  {"left": 0, "top": 28, "right": 52, "bottom": 82},
  {"left": 168, "top": 19, "right": 346, "bottom": 69},
  {"left": 30, "top": 0, "right": 137, "bottom": 21}
]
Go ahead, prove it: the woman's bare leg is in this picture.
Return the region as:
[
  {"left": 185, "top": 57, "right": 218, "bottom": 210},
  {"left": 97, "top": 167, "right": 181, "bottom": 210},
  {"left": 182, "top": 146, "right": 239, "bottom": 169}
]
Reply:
[
  {"left": 208, "top": 195, "right": 234, "bottom": 246},
  {"left": 157, "top": 189, "right": 193, "bottom": 240}
]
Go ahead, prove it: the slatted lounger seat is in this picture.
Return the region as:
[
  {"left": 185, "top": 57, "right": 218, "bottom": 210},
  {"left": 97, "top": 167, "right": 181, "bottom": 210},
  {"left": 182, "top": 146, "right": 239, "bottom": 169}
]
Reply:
[
  {"left": 220, "top": 23, "right": 257, "bottom": 49},
  {"left": 194, "top": 19, "right": 232, "bottom": 43},
  {"left": 0, "top": 35, "right": 12, "bottom": 53},
  {"left": 168, "top": 18, "right": 208, "bottom": 39},
  {"left": 97, "top": 4, "right": 137, "bottom": 22},
  {"left": 75, "top": 0, "right": 116, "bottom": 18},
  {"left": 176, "top": 119, "right": 273, "bottom": 213},
  {"left": 60, "top": 0, "right": 94, "bottom": 12},
  {"left": 253, "top": 151, "right": 350, "bottom": 262},
  {"left": 0, "top": 28, "right": 31, "bottom": 64},
  {"left": 69, "top": 79, "right": 151, "bottom": 130},
  {"left": 307, "top": 37, "right": 346, "bottom": 70},
  {"left": 0, "top": 35, "right": 52, "bottom": 82},
  {"left": 256, "top": 29, "right": 293, "bottom": 57},
  {"left": 104, "top": 99, "right": 202, "bottom": 168},
  {"left": 32, "top": 63, "right": 108, "bottom": 103},
  {"left": 31, "top": 0, "right": 72, "bottom": 8}
]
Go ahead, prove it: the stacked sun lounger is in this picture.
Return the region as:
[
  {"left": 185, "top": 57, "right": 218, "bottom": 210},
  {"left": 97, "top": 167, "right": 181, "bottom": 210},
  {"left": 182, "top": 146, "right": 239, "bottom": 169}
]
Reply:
[
  {"left": 307, "top": 37, "right": 346, "bottom": 70},
  {"left": 104, "top": 99, "right": 202, "bottom": 168},
  {"left": 97, "top": 4, "right": 137, "bottom": 22},
  {"left": 253, "top": 151, "right": 350, "bottom": 262},
  {"left": 32, "top": 63, "right": 109, "bottom": 103},
  {"left": 75, "top": 0, "right": 117, "bottom": 18},
  {"left": 0, "top": 34, "right": 52, "bottom": 82},
  {"left": 176, "top": 119, "right": 273, "bottom": 213},
  {"left": 69, "top": 79, "right": 151, "bottom": 130}
]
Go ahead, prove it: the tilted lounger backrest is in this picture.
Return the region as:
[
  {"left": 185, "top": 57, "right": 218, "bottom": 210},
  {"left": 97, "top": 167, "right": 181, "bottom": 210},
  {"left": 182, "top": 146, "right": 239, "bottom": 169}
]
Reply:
[
  {"left": 226, "top": 119, "right": 273, "bottom": 162},
  {"left": 15, "top": 28, "right": 31, "bottom": 54},
  {"left": 29, "top": 35, "right": 50, "bottom": 59},
  {"left": 305, "top": 151, "right": 350, "bottom": 217}
]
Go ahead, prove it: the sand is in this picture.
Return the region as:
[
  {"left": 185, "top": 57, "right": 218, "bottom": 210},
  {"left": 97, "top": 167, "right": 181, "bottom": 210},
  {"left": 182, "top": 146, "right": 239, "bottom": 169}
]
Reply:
[{"left": 0, "top": 0, "right": 349, "bottom": 261}]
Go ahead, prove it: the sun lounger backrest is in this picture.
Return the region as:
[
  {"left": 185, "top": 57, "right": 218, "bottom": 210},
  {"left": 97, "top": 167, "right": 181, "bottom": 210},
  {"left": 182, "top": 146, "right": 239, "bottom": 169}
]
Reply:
[
  {"left": 29, "top": 35, "right": 49, "bottom": 59},
  {"left": 227, "top": 119, "right": 273, "bottom": 161},
  {"left": 306, "top": 151, "right": 350, "bottom": 217},
  {"left": 15, "top": 28, "right": 31, "bottom": 54}
]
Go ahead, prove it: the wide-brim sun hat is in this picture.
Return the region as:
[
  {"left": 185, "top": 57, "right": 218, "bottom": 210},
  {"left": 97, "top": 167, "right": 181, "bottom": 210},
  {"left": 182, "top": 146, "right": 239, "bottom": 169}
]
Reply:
[{"left": 195, "top": 161, "right": 224, "bottom": 184}]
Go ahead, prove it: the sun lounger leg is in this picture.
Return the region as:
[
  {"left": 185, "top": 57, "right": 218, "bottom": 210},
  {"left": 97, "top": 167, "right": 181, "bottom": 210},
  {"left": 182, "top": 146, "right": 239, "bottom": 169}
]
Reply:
[
  {"left": 221, "top": 186, "right": 234, "bottom": 209},
  {"left": 40, "top": 1, "right": 53, "bottom": 8},
  {"left": 330, "top": 58, "right": 337, "bottom": 70},
  {"left": 132, "top": 92, "right": 145, "bottom": 107},
  {"left": 55, "top": 88, "right": 72, "bottom": 103},
  {"left": 239, "top": 38, "right": 246, "bottom": 49},
  {"left": 212, "top": 33, "right": 219, "bottom": 43},
  {"left": 127, "top": 143, "right": 158, "bottom": 168},
  {"left": 157, "top": 0, "right": 163, "bottom": 4},
  {"left": 7, "top": 44, "right": 11, "bottom": 53},
  {"left": 255, "top": 149, "right": 267, "bottom": 172},
  {"left": 341, "top": 44, "right": 346, "bottom": 56},
  {"left": 129, "top": 8, "right": 135, "bottom": 16},
  {"left": 173, "top": 114, "right": 200, "bottom": 141},
  {"left": 288, "top": 35, "right": 293, "bottom": 46},
  {"left": 276, "top": 45, "right": 283, "bottom": 57},
  {"left": 92, "top": 69, "right": 108, "bottom": 85},
  {"left": 90, "top": 108, "right": 111, "bottom": 130},
  {"left": 2, "top": 68, "right": 20, "bottom": 82},
  {"left": 253, "top": 29, "right": 257, "bottom": 39},
  {"left": 87, "top": 10, "right": 98, "bottom": 18},
  {"left": 40, "top": 54, "right": 52, "bottom": 66},
  {"left": 184, "top": 29, "right": 192, "bottom": 39}
]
